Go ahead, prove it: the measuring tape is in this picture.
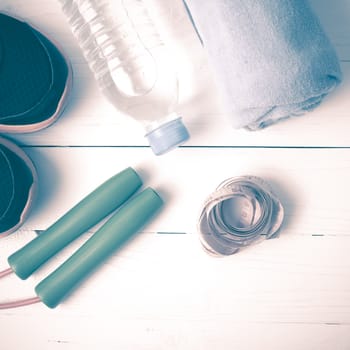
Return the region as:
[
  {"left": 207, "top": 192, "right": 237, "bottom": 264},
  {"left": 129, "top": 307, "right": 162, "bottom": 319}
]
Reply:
[{"left": 198, "top": 176, "right": 284, "bottom": 256}]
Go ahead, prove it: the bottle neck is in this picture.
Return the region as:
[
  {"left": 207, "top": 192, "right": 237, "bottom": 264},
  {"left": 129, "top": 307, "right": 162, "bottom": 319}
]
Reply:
[{"left": 144, "top": 112, "right": 179, "bottom": 133}]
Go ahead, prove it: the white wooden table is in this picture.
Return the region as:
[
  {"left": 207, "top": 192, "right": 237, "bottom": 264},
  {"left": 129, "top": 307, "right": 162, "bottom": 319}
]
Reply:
[{"left": 1, "top": 1, "right": 350, "bottom": 349}]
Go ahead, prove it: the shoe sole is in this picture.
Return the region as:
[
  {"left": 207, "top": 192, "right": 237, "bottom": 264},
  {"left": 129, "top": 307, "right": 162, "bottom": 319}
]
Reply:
[
  {"left": 0, "top": 136, "right": 38, "bottom": 237},
  {"left": 0, "top": 11, "right": 73, "bottom": 133}
]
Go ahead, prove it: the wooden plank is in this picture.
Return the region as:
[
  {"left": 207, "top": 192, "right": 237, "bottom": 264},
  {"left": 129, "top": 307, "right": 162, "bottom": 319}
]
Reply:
[
  {"left": 0, "top": 314, "right": 350, "bottom": 350},
  {"left": 1, "top": 0, "right": 349, "bottom": 147},
  {"left": 12, "top": 146, "right": 350, "bottom": 236},
  {"left": 2, "top": 0, "right": 349, "bottom": 59},
  {"left": 1, "top": 224, "right": 350, "bottom": 348}
]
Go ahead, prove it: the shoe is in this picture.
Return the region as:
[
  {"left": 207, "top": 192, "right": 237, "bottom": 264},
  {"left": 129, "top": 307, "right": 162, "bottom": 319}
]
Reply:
[
  {"left": 0, "top": 136, "right": 37, "bottom": 237},
  {"left": 0, "top": 12, "right": 72, "bottom": 133}
]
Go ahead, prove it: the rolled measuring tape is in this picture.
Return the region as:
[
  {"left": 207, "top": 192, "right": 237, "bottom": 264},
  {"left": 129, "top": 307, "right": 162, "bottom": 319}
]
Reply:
[{"left": 198, "top": 176, "right": 284, "bottom": 256}]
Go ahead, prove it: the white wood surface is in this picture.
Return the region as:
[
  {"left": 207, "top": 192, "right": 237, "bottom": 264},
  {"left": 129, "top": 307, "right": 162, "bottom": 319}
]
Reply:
[{"left": 1, "top": 1, "right": 350, "bottom": 349}]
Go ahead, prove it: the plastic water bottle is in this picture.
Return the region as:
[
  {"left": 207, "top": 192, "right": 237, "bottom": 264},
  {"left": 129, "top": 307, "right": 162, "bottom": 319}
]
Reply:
[{"left": 58, "top": 0, "right": 190, "bottom": 155}]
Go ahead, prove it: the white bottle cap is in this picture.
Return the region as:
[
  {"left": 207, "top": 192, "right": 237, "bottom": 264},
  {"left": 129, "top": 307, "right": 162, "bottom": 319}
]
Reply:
[{"left": 145, "top": 117, "right": 190, "bottom": 155}]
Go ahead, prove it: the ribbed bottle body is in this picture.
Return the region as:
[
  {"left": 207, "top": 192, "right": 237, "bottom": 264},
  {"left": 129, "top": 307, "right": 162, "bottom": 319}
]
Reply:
[{"left": 59, "top": 0, "right": 189, "bottom": 154}]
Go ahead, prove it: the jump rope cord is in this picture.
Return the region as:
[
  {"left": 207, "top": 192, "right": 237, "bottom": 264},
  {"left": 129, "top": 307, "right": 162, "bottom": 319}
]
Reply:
[
  {"left": 0, "top": 267, "right": 13, "bottom": 278},
  {"left": 0, "top": 297, "right": 41, "bottom": 310},
  {"left": 0, "top": 267, "right": 40, "bottom": 310}
]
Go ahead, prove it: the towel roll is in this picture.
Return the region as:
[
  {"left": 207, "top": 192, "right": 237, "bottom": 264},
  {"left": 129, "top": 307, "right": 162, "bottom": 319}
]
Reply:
[{"left": 183, "top": 0, "right": 342, "bottom": 129}]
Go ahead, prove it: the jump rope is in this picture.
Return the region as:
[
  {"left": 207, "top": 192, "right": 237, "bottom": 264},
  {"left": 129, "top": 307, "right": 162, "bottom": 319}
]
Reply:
[
  {"left": 0, "top": 168, "right": 284, "bottom": 309},
  {"left": 0, "top": 167, "right": 163, "bottom": 309}
]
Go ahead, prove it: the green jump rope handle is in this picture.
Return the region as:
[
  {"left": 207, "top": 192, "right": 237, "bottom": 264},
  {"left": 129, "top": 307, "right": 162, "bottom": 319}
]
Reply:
[
  {"left": 8, "top": 167, "right": 142, "bottom": 280},
  {"left": 35, "top": 187, "right": 163, "bottom": 308}
]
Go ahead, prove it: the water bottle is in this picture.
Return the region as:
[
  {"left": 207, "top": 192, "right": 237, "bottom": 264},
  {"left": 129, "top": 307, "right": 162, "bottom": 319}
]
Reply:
[{"left": 58, "top": 0, "right": 190, "bottom": 155}]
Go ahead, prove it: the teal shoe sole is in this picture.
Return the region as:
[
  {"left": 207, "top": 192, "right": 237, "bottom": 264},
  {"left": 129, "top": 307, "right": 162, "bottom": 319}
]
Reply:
[
  {"left": 0, "top": 12, "right": 72, "bottom": 133},
  {"left": 0, "top": 136, "right": 38, "bottom": 237}
]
